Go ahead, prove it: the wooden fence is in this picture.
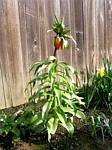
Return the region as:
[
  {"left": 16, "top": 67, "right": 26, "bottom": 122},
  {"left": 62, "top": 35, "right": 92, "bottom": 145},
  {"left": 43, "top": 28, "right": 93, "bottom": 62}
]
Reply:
[{"left": 0, "top": 0, "right": 112, "bottom": 109}]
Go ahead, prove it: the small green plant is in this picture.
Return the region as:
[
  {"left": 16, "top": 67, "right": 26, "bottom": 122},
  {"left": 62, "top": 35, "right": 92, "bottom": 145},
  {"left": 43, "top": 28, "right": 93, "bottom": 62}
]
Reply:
[
  {"left": 15, "top": 105, "right": 44, "bottom": 137},
  {"left": 87, "top": 112, "right": 112, "bottom": 141},
  {"left": 0, "top": 105, "right": 44, "bottom": 145},
  {"left": 78, "top": 60, "right": 112, "bottom": 112},
  {"left": 0, "top": 112, "right": 20, "bottom": 142},
  {"left": 27, "top": 56, "right": 85, "bottom": 141},
  {"left": 93, "top": 60, "right": 112, "bottom": 111}
]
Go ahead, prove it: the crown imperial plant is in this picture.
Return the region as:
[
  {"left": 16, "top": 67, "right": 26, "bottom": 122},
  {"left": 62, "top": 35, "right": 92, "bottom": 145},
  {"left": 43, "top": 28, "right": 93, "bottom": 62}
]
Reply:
[{"left": 27, "top": 17, "right": 85, "bottom": 141}]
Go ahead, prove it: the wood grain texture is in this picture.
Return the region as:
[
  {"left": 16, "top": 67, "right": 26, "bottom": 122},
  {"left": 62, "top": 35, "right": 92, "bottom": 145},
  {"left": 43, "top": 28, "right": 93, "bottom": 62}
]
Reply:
[
  {"left": 5, "top": 0, "right": 25, "bottom": 106},
  {"left": 0, "top": 0, "right": 111, "bottom": 109},
  {"left": 0, "top": 0, "right": 13, "bottom": 107}
]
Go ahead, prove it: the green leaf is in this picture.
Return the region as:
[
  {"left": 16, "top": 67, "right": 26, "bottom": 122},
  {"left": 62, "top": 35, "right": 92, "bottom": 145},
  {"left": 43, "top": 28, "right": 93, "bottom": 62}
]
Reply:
[
  {"left": 61, "top": 106, "right": 75, "bottom": 116},
  {"left": 54, "top": 98, "right": 58, "bottom": 108},
  {"left": 31, "top": 114, "right": 43, "bottom": 126},
  {"left": 37, "top": 64, "right": 47, "bottom": 73},
  {"left": 36, "top": 73, "right": 48, "bottom": 81},
  {"left": 42, "top": 101, "right": 53, "bottom": 120},
  {"left": 48, "top": 131, "right": 51, "bottom": 142},
  {"left": 66, "top": 121, "right": 74, "bottom": 135},
  {"left": 56, "top": 106, "right": 67, "bottom": 129},
  {"left": 60, "top": 120, "right": 74, "bottom": 135},
  {"left": 72, "top": 94, "right": 84, "bottom": 105},
  {"left": 62, "top": 95, "right": 73, "bottom": 108},
  {"left": 28, "top": 78, "right": 36, "bottom": 88},
  {"left": 47, "top": 117, "right": 58, "bottom": 135},
  {"left": 48, "top": 63, "right": 55, "bottom": 72},
  {"left": 57, "top": 73, "right": 68, "bottom": 83},
  {"left": 13, "top": 128, "right": 21, "bottom": 139},
  {"left": 47, "top": 117, "right": 59, "bottom": 141},
  {"left": 28, "top": 92, "right": 43, "bottom": 102},
  {"left": 54, "top": 87, "right": 61, "bottom": 105},
  {"left": 75, "top": 110, "right": 85, "bottom": 119},
  {"left": 58, "top": 61, "right": 68, "bottom": 69},
  {"left": 48, "top": 56, "right": 56, "bottom": 61},
  {"left": 0, "top": 128, "right": 4, "bottom": 134},
  {"left": 30, "top": 62, "right": 41, "bottom": 72},
  {"left": 64, "top": 93, "right": 72, "bottom": 99}
]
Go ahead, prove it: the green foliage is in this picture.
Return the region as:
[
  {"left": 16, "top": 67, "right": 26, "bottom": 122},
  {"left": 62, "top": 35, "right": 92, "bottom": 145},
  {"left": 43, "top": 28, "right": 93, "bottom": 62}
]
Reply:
[
  {"left": 0, "top": 105, "right": 44, "bottom": 142},
  {"left": 52, "top": 16, "right": 70, "bottom": 39},
  {"left": 15, "top": 105, "right": 44, "bottom": 135},
  {"left": 0, "top": 112, "right": 21, "bottom": 140},
  {"left": 27, "top": 56, "right": 85, "bottom": 141},
  {"left": 86, "top": 112, "right": 112, "bottom": 141},
  {"left": 92, "top": 60, "right": 112, "bottom": 111},
  {"left": 79, "top": 60, "right": 112, "bottom": 112}
]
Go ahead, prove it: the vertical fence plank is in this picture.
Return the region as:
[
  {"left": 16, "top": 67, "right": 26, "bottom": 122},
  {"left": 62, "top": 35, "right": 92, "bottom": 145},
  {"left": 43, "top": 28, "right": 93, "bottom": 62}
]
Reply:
[
  {"left": 45, "top": 0, "right": 54, "bottom": 57},
  {"left": 25, "top": 0, "right": 39, "bottom": 64},
  {"left": 74, "top": 0, "right": 84, "bottom": 70},
  {"left": 18, "top": 0, "right": 29, "bottom": 82},
  {"left": 4, "top": 0, "right": 25, "bottom": 106},
  {"left": 0, "top": 0, "right": 13, "bottom": 107},
  {"left": 69, "top": 0, "right": 77, "bottom": 68},
  {"left": 38, "top": 0, "right": 47, "bottom": 60},
  {"left": 104, "top": 0, "right": 112, "bottom": 60},
  {"left": 83, "top": 0, "right": 103, "bottom": 71},
  {"left": 92, "top": 0, "right": 99, "bottom": 70},
  {"left": 98, "top": 0, "right": 105, "bottom": 66},
  {"left": 83, "top": 0, "right": 90, "bottom": 69},
  {"left": 0, "top": 62, "right": 6, "bottom": 108}
]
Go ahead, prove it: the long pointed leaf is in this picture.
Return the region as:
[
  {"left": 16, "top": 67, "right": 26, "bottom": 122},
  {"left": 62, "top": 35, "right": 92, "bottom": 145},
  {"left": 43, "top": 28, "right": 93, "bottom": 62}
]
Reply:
[
  {"left": 42, "top": 101, "right": 53, "bottom": 120},
  {"left": 47, "top": 117, "right": 59, "bottom": 135}
]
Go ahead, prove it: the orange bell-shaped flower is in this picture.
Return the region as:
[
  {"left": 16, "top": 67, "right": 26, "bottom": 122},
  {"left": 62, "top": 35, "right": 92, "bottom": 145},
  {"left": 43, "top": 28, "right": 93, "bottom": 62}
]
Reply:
[{"left": 54, "top": 36, "right": 61, "bottom": 50}]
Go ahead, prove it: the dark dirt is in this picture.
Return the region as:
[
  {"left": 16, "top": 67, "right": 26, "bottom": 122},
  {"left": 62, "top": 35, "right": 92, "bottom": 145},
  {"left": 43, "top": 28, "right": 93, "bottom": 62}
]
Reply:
[
  {"left": 48, "top": 129, "right": 112, "bottom": 150},
  {"left": 11, "top": 129, "right": 112, "bottom": 150}
]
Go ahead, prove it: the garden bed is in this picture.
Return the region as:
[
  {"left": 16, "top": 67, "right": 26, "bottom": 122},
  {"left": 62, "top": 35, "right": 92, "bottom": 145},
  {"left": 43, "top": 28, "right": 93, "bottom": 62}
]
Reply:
[{"left": 0, "top": 104, "right": 112, "bottom": 150}]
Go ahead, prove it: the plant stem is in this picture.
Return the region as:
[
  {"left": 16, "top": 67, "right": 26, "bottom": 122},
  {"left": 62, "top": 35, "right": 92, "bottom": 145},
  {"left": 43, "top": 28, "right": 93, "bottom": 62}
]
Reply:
[{"left": 53, "top": 48, "right": 57, "bottom": 57}]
